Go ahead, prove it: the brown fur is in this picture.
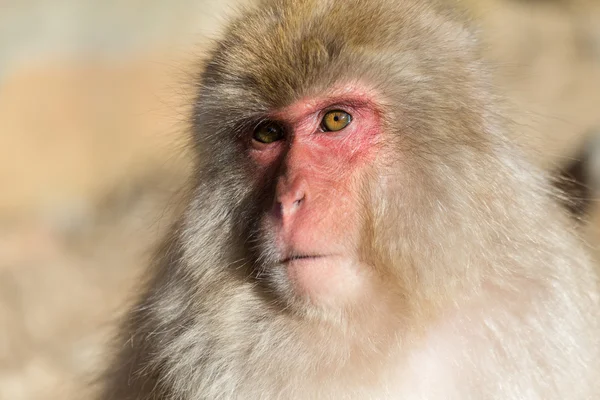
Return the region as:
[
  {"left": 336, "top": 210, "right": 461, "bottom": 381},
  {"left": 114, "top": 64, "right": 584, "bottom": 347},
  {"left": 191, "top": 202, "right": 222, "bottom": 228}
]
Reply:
[{"left": 100, "top": 0, "right": 600, "bottom": 398}]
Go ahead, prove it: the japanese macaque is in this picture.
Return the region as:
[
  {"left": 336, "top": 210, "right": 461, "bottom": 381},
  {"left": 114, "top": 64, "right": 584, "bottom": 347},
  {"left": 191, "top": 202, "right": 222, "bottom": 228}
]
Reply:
[{"left": 100, "top": 0, "right": 600, "bottom": 398}]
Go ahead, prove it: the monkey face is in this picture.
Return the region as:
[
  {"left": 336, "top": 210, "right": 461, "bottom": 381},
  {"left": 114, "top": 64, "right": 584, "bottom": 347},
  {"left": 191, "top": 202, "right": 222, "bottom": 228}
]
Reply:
[
  {"left": 243, "top": 84, "right": 386, "bottom": 309},
  {"left": 191, "top": 0, "right": 495, "bottom": 317}
]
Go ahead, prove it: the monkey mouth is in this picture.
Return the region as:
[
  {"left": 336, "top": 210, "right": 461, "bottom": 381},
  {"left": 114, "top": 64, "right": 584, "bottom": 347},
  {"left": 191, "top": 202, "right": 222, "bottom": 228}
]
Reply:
[{"left": 280, "top": 254, "right": 327, "bottom": 263}]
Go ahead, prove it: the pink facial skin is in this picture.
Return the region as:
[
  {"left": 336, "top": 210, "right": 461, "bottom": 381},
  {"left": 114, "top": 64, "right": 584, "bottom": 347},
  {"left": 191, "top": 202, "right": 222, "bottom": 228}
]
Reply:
[{"left": 248, "top": 86, "right": 383, "bottom": 305}]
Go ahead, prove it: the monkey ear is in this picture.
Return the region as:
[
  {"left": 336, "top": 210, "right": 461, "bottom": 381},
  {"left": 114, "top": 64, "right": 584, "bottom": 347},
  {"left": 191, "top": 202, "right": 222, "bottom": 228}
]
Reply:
[{"left": 554, "top": 129, "right": 600, "bottom": 216}]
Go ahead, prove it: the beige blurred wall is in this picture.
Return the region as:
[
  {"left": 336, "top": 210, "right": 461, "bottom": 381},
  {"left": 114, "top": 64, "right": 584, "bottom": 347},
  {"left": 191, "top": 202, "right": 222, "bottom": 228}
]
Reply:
[
  {"left": 472, "top": 0, "right": 600, "bottom": 169},
  {"left": 0, "top": 0, "right": 250, "bottom": 221}
]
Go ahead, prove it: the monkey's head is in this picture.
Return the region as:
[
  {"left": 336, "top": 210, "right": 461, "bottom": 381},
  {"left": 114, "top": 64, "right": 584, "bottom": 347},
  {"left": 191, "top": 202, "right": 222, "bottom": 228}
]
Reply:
[{"left": 191, "top": 0, "right": 501, "bottom": 318}]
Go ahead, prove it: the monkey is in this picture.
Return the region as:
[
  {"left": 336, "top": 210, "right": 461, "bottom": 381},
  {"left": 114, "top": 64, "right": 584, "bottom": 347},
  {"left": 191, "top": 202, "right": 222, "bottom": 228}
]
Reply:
[{"left": 100, "top": 0, "right": 600, "bottom": 398}]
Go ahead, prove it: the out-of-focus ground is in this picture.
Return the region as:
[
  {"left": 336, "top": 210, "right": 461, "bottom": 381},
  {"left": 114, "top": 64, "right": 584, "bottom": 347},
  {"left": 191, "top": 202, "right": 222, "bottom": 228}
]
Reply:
[{"left": 0, "top": 0, "right": 599, "bottom": 399}]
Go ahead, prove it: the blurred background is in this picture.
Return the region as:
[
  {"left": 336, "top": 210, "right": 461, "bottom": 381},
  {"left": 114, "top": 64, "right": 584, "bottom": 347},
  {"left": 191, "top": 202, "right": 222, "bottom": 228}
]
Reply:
[{"left": 0, "top": 0, "right": 599, "bottom": 399}]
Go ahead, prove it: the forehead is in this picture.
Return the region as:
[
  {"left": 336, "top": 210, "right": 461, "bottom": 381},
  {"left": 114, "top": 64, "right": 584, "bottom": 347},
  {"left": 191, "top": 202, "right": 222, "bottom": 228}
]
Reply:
[{"left": 268, "top": 82, "right": 381, "bottom": 123}]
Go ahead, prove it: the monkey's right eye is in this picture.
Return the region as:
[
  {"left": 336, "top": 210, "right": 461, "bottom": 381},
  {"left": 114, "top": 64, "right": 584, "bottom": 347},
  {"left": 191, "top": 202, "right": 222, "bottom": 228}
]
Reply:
[{"left": 253, "top": 122, "right": 285, "bottom": 144}]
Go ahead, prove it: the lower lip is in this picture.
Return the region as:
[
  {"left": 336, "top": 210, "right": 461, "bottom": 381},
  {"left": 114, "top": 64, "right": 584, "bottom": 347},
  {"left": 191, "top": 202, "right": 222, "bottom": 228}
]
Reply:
[{"left": 281, "top": 255, "right": 361, "bottom": 304}]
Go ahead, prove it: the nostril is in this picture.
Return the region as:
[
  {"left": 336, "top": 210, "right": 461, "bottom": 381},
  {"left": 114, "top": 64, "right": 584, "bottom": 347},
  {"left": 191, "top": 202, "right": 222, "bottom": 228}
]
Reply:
[
  {"left": 279, "top": 192, "right": 304, "bottom": 216},
  {"left": 293, "top": 193, "right": 305, "bottom": 208}
]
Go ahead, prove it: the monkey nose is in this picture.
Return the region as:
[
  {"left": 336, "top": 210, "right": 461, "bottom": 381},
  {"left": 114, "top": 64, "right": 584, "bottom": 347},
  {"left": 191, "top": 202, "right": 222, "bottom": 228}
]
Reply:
[{"left": 275, "top": 178, "right": 307, "bottom": 219}]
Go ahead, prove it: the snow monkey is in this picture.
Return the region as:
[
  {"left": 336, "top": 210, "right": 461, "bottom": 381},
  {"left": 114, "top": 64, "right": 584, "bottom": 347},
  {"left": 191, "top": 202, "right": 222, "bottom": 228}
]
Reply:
[{"left": 101, "top": 0, "right": 600, "bottom": 398}]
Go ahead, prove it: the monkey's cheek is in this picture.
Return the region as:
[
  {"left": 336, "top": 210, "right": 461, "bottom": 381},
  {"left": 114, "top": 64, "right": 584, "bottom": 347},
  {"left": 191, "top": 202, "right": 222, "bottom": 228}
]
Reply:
[{"left": 285, "top": 256, "right": 364, "bottom": 306}]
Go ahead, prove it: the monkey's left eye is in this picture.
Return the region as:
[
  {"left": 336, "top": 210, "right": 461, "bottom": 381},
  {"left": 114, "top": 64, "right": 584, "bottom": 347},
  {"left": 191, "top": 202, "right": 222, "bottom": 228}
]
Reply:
[
  {"left": 322, "top": 110, "right": 352, "bottom": 132},
  {"left": 253, "top": 122, "right": 285, "bottom": 144}
]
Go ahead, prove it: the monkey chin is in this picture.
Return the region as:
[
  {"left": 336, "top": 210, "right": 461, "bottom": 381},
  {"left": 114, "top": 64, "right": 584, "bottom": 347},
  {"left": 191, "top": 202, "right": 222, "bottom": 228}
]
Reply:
[{"left": 282, "top": 255, "right": 366, "bottom": 309}]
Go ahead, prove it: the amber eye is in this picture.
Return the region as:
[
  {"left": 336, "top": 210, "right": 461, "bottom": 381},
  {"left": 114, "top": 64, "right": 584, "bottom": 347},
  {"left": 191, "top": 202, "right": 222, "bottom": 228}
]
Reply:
[
  {"left": 322, "top": 110, "right": 352, "bottom": 132},
  {"left": 253, "top": 121, "right": 285, "bottom": 144}
]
